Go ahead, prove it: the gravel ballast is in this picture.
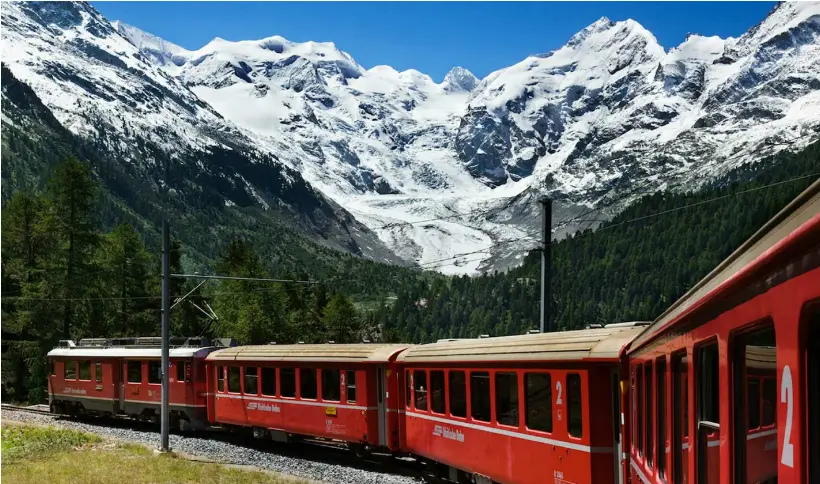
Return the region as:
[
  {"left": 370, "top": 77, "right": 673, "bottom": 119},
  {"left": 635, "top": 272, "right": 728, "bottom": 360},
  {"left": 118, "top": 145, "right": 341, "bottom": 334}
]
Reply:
[{"left": 1, "top": 408, "right": 424, "bottom": 484}]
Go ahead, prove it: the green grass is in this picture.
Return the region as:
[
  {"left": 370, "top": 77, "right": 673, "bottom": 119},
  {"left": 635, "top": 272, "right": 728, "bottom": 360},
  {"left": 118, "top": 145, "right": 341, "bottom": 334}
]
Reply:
[
  {"left": 1, "top": 423, "right": 308, "bottom": 483},
  {"left": 1, "top": 423, "right": 101, "bottom": 462}
]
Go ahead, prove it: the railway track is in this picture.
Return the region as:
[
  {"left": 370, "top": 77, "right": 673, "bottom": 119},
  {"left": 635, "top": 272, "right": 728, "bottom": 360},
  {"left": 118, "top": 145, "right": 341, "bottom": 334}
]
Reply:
[{"left": 0, "top": 404, "right": 444, "bottom": 484}]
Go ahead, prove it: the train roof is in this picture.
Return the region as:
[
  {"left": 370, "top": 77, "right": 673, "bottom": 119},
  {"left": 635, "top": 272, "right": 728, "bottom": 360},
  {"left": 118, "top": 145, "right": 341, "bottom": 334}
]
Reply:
[
  {"left": 47, "top": 347, "right": 216, "bottom": 358},
  {"left": 46, "top": 336, "right": 225, "bottom": 359},
  {"left": 396, "top": 323, "right": 649, "bottom": 364},
  {"left": 206, "top": 343, "right": 411, "bottom": 363},
  {"left": 628, "top": 177, "right": 820, "bottom": 353}
]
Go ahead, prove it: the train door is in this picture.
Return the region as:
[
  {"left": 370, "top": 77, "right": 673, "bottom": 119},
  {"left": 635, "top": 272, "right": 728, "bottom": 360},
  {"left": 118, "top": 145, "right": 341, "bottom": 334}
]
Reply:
[
  {"left": 696, "top": 342, "right": 721, "bottom": 484},
  {"left": 377, "top": 366, "right": 387, "bottom": 447},
  {"left": 611, "top": 369, "right": 623, "bottom": 484},
  {"left": 731, "top": 323, "right": 778, "bottom": 484},
  {"left": 119, "top": 361, "right": 126, "bottom": 412},
  {"left": 806, "top": 304, "right": 820, "bottom": 484}
]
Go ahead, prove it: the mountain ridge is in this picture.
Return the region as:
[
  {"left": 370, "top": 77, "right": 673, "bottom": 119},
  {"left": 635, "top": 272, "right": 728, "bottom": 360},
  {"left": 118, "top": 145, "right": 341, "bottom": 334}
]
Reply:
[{"left": 3, "top": 1, "right": 819, "bottom": 274}]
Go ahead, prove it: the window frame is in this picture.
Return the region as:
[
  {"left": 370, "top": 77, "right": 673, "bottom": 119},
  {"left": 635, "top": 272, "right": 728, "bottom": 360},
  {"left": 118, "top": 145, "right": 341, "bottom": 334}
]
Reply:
[
  {"left": 448, "top": 370, "right": 467, "bottom": 419},
  {"left": 567, "top": 373, "right": 583, "bottom": 439},
  {"left": 217, "top": 365, "right": 225, "bottom": 393},
  {"left": 227, "top": 366, "right": 241, "bottom": 393},
  {"left": 430, "top": 370, "right": 445, "bottom": 415},
  {"left": 300, "top": 368, "right": 318, "bottom": 400},
  {"left": 127, "top": 360, "right": 142, "bottom": 384},
  {"left": 64, "top": 360, "right": 77, "bottom": 380},
  {"left": 321, "top": 368, "right": 341, "bottom": 402},
  {"left": 525, "top": 372, "right": 553, "bottom": 433},
  {"left": 244, "top": 366, "right": 259, "bottom": 396},
  {"left": 470, "top": 371, "right": 491, "bottom": 423},
  {"left": 95, "top": 362, "right": 103, "bottom": 383},
  {"left": 495, "top": 372, "right": 520, "bottom": 428},
  {"left": 148, "top": 360, "right": 162, "bottom": 385},
  {"left": 414, "top": 369, "right": 428, "bottom": 412},
  {"left": 280, "top": 368, "right": 296, "bottom": 398},
  {"left": 78, "top": 360, "right": 91, "bottom": 381},
  {"left": 346, "top": 370, "right": 356, "bottom": 403},
  {"left": 261, "top": 367, "right": 276, "bottom": 397}
]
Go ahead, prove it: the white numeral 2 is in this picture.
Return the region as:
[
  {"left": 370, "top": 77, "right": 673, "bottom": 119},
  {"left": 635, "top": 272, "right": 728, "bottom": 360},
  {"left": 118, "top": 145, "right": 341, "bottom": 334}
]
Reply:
[
  {"left": 781, "top": 365, "right": 794, "bottom": 468},
  {"left": 556, "top": 381, "right": 563, "bottom": 405}
]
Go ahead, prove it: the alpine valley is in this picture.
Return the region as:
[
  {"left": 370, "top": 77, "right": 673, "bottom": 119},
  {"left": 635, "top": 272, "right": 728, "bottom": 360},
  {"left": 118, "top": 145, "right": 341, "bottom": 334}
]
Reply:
[{"left": 2, "top": 1, "right": 819, "bottom": 274}]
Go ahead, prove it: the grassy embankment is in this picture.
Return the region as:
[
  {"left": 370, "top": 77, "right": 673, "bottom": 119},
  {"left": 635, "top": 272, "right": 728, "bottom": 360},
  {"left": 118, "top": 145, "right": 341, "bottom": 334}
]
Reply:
[{"left": 1, "top": 422, "right": 308, "bottom": 484}]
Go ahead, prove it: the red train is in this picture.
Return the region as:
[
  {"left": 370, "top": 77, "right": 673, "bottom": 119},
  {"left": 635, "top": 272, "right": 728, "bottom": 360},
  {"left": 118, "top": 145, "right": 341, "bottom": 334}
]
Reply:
[{"left": 46, "top": 178, "right": 820, "bottom": 483}]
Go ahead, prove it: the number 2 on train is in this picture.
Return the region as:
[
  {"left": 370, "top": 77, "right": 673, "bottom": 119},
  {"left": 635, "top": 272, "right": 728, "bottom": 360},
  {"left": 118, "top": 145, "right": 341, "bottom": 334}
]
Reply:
[
  {"left": 780, "top": 365, "right": 793, "bottom": 468},
  {"left": 556, "top": 380, "right": 563, "bottom": 405}
]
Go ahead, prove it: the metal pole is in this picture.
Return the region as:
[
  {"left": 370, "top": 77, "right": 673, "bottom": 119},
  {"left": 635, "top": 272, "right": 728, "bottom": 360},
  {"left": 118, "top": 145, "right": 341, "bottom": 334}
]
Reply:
[
  {"left": 539, "top": 198, "right": 552, "bottom": 333},
  {"left": 161, "top": 221, "right": 170, "bottom": 451}
]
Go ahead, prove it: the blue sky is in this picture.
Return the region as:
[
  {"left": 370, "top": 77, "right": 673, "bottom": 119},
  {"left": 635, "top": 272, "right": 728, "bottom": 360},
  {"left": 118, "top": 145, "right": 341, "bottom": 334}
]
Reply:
[{"left": 92, "top": 1, "right": 777, "bottom": 80}]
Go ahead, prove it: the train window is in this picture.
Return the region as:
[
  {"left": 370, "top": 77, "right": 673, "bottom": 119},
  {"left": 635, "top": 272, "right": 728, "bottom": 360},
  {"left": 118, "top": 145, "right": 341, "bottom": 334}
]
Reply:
[
  {"left": 79, "top": 360, "right": 91, "bottom": 381},
  {"left": 672, "top": 353, "right": 689, "bottom": 484},
  {"left": 746, "top": 379, "right": 760, "bottom": 429},
  {"left": 261, "top": 368, "right": 276, "bottom": 396},
  {"left": 406, "top": 370, "right": 412, "bottom": 408},
  {"left": 177, "top": 362, "right": 189, "bottom": 383},
  {"left": 567, "top": 373, "right": 583, "bottom": 438},
  {"left": 346, "top": 370, "right": 356, "bottom": 403},
  {"left": 761, "top": 378, "right": 776, "bottom": 427},
  {"left": 525, "top": 373, "right": 552, "bottom": 432},
  {"left": 95, "top": 362, "right": 102, "bottom": 383},
  {"left": 471, "top": 372, "right": 491, "bottom": 422},
  {"left": 300, "top": 368, "right": 317, "bottom": 399},
  {"left": 657, "top": 358, "right": 667, "bottom": 478},
  {"left": 732, "top": 324, "right": 777, "bottom": 484},
  {"left": 245, "top": 367, "right": 258, "bottom": 395},
  {"left": 127, "top": 361, "right": 142, "bottom": 383},
  {"left": 281, "top": 368, "right": 296, "bottom": 397},
  {"left": 65, "top": 361, "right": 77, "bottom": 380},
  {"left": 645, "top": 364, "right": 653, "bottom": 465},
  {"left": 430, "top": 371, "right": 445, "bottom": 414},
  {"left": 217, "top": 366, "right": 225, "bottom": 392},
  {"left": 322, "top": 369, "right": 341, "bottom": 402},
  {"left": 637, "top": 366, "right": 644, "bottom": 455},
  {"left": 149, "top": 361, "right": 162, "bottom": 384},
  {"left": 228, "top": 366, "right": 241, "bottom": 393},
  {"left": 414, "top": 370, "right": 428, "bottom": 411},
  {"left": 449, "top": 371, "right": 466, "bottom": 418},
  {"left": 496, "top": 372, "right": 519, "bottom": 427}
]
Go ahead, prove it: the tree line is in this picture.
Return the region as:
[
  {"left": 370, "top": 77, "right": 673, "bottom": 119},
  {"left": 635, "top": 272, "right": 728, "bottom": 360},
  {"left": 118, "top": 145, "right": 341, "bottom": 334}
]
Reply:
[{"left": 1, "top": 157, "right": 365, "bottom": 403}]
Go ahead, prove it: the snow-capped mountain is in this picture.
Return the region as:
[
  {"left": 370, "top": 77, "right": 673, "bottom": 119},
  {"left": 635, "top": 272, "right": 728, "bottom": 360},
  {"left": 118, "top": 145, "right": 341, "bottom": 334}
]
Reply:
[
  {"left": 4, "top": 1, "right": 819, "bottom": 274},
  {"left": 0, "top": 1, "right": 406, "bottom": 265}
]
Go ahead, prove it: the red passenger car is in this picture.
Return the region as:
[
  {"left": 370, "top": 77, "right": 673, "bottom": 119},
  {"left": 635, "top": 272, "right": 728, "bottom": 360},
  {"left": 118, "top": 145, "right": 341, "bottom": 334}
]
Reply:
[
  {"left": 396, "top": 324, "right": 648, "bottom": 484},
  {"left": 46, "top": 337, "right": 218, "bottom": 429},
  {"left": 625, "top": 178, "right": 820, "bottom": 484},
  {"left": 205, "top": 343, "right": 409, "bottom": 453}
]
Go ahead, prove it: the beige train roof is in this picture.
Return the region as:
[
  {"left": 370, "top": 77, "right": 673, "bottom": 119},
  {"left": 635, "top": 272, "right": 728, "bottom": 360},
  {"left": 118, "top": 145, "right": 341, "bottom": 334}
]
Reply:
[
  {"left": 206, "top": 344, "right": 410, "bottom": 363},
  {"left": 397, "top": 324, "right": 648, "bottom": 364},
  {"left": 630, "top": 177, "right": 820, "bottom": 352},
  {"left": 47, "top": 347, "right": 215, "bottom": 359}
]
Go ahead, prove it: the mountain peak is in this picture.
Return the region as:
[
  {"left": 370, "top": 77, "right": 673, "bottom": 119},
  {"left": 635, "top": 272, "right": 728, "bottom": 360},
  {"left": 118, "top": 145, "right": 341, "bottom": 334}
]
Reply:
[{"left": 442, "top": 66, "right": 479, "bottom": 92}]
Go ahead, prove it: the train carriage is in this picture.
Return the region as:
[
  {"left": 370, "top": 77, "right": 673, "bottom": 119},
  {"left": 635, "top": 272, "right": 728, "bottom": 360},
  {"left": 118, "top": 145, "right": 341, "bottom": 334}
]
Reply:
[
  {"left": 395, "top": 324, "right": 648, "bottom": 484},
  {"left": 46, "top": 337, "right": 217, "bottom": 429},
  {"left": 205, "top": 343, "right": 409, "bottom": 453},
  {"left": 625, "top": 178, "right": 820, "bottom": 484}
]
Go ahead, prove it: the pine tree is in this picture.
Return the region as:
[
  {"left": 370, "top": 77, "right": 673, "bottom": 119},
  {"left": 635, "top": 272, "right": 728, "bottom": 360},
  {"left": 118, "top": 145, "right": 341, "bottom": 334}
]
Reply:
[{"left": 42, "top": 156, "right": 100, "bottom": 339}]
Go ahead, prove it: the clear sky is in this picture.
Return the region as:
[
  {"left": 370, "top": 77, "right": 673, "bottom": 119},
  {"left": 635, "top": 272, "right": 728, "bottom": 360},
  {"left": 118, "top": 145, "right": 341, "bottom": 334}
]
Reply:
[{"left": 92, "top": 1, "right": 777, "bottom": 81}]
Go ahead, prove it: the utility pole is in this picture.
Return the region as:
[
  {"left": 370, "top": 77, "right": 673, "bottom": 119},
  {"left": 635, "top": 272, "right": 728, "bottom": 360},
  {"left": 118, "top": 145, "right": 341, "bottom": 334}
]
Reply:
[
  {"left": 160, "top": 221, "right": 170, "bottom": 451},
  {"left": 539, "top": 198, "right": 552, "bottom": 333}
]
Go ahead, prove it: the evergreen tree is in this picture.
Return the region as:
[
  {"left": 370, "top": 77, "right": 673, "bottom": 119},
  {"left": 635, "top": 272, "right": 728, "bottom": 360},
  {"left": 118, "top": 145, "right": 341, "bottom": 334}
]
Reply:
[
  {"left": 323, "top": 293, "right": 361, "bottom": 343},
  {"left": 42, "top": 156, "right": 100, "bottom": 339}
]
